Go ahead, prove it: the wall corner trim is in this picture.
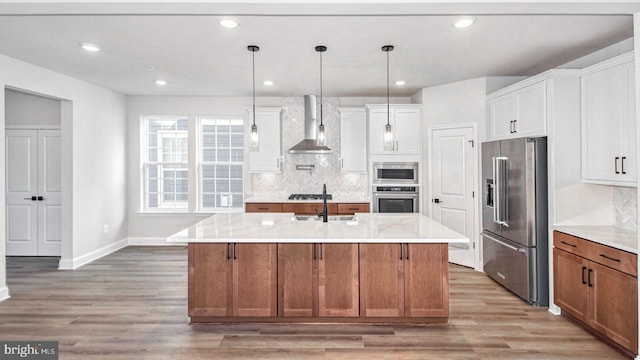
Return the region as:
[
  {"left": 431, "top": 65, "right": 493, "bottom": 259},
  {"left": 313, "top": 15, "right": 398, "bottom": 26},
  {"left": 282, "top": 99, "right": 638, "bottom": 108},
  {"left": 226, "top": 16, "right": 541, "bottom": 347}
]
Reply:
[
  {"left": 58, "top": 238, "right": 128, "bottom": 270},
  {"left": 0, "top": 286, "right": 10, "bottom": 302}
]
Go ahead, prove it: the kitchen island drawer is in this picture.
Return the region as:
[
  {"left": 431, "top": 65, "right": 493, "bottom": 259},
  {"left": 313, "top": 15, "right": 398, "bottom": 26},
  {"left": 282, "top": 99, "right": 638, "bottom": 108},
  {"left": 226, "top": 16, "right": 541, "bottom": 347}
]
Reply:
[
  {"left": 245, "top": 203, "right": 283, "bottom": 213},
  {"left": 337, "top": 203, "right": 370, "bottom": 215},
  {"left": 553, "top": 231, "right": 590, "bottom": 258},
  {"left": 589, "top": 241, "right": 637, "bottom": 277},
  {"left": 283, "top": 203, "right": 338, "bottom": 215}
]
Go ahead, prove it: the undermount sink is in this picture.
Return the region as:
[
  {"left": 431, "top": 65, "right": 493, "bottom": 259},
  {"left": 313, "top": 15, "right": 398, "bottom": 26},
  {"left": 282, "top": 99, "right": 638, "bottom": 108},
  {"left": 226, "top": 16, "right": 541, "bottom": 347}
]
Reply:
[{"left": 293, "top": 215, "right": 357, "bottom": 222}]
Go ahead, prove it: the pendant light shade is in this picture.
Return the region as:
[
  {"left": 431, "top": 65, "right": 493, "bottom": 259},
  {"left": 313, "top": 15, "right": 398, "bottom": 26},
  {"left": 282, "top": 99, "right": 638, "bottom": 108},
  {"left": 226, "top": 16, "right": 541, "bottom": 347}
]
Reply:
[
  {"left": 248, "top": 45, "right": 260, "bottom": 152},
  {"left": 316, "top": 45, "right": 327, "bottom": 147},
  {"left": 382, "top": 45, "right": 395, "bottom": 151}
]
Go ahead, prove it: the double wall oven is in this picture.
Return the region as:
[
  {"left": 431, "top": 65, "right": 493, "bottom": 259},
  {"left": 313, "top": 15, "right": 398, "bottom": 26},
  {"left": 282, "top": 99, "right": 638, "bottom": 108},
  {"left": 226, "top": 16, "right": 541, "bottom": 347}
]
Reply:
[{"left": 372, "top": 162, "right": 419, "bottom": 213}]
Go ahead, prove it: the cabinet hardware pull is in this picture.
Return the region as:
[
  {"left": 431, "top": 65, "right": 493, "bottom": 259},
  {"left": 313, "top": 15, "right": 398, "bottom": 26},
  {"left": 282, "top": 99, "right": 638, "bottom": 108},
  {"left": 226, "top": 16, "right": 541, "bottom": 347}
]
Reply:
[
  {"left": 621, "top": 156, "right": 626, "bottom": 174},
  {"left": 513, "top": 120, "right": 517, "bottom": 133},
  {"left": 227, "top": 243, "right": 231, "bottom": 260},
  {"left": 24, "top": 196, "right": 37, "bottom": 201},
  {"left": 599, "top": 254, "right": 621, "bottom": 262},
  {"left": 615, "top": 157, "right": 620, "bottom": 174},
  {"left": 581, "top": 266, "right": 587, "bottom": 285},
  {"left": 405, "top": 243, "right": 410, "bottom": 260},
  {"left": 258, "top": 207, "right": 268, "bottom": 210},
  {"left": 349, "top": 208, "right": 358, "bottom": 210},
  {"left": 399, "top": 243, "right": 403, "bottom": 260},
  {"left": 340, "top": 158, "right": 344, "bottom": 169},
  {"left": 560, "top": 241, "right": 577, "bottom": 248},
  {"left": 588, "top": 269, "right": 593, "bottom": 287},
  {"left": 233, "top": 243, "right": 237, "bottom": 260},
  {"left": 319, "top": 243, "right": 323, "bottom": 260}
]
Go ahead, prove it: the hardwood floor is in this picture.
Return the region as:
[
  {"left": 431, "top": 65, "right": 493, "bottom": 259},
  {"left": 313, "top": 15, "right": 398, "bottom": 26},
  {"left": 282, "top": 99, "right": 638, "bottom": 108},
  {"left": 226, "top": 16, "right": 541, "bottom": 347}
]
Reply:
[{"left": 0, "top": 246, "right": 628, "bottom": 359}]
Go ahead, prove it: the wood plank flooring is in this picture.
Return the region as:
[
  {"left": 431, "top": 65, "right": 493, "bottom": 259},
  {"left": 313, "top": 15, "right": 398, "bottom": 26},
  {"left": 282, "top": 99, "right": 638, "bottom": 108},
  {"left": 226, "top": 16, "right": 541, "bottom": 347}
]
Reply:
[{"left": 0, "top": 246, "right": 628, "bottom": 359}]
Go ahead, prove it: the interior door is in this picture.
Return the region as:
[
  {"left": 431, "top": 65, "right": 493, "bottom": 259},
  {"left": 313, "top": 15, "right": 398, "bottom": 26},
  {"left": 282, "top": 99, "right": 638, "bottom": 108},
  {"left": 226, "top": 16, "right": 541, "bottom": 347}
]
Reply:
[
  {"left": 431, "top": 127, "right": 475, "bottom": 268},
  {"left": 6, "top": 130, "right": 38, "bottom": 256},
  {"left": 6, "top": 129, "right": 61, "bottom": 256}
]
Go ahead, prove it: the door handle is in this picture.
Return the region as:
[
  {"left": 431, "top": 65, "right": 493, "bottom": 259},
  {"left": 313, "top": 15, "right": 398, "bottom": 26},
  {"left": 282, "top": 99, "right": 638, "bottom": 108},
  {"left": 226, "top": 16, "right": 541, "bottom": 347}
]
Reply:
[
  {"left": 405, "top": 243, "right": 409, "bottom": 260},
  {"left": 621, "top": 156, "right": 626, "bottom": 174},
  {"left": 24, "top": 196, "right": 37, "bottom": 201},
  {"left": 226, "top": 243, "right": 231, "bottom": 260},
  {"left": 399, "top": 243, "right": 403, "bottom": 260},
  {"left": 512, "top": 120, "right": 517, "bottom": 133},
  {"left": 233, "top": 243, "right": 237, "bottom": 260},
  {"left": 37, "top": 196, "right": 44, "bottom": 201},
  {"left": 433, "top": 198, "right": 443, "bottom": 204},
  {"left": 581, "top": 266, "right": 587, "bottom": 285},
  {"left": 588, "top": 269, "right": 593, "bottom": 287},
  {"left": 615, "top": 157, "right": 620, "bottom": 174}
]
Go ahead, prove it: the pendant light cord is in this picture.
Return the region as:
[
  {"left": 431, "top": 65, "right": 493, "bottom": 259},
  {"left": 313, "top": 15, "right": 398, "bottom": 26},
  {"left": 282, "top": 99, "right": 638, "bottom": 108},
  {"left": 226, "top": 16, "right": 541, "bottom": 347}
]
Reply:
[
  {"left": 252, "top": 49, "right": 256, "bottom": 127},
  {"left": 320, "top": 50, "right": 323, "bottom": 126},
  {"left": 386, "top": 49, "right": 390, "bottom": 127}
]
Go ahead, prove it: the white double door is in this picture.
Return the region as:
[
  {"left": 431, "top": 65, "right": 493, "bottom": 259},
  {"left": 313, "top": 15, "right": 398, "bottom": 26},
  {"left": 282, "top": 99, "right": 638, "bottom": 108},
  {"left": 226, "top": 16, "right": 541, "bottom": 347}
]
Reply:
[
  {"left": 6, "top": 129, "right": 61, "bottom": 256},
  {"left": 430, "top": 126, "right": 476, "bottom": 268}
]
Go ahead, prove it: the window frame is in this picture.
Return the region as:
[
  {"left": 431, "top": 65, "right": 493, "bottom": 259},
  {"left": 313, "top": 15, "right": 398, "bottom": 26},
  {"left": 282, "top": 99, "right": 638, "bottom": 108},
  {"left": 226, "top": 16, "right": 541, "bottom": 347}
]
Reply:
[
  {"left": 140, "top": 115, "right": 190, "bottom": 213},
  {"left": 196, "top": 116, "right": 245, "bottom": 213}
]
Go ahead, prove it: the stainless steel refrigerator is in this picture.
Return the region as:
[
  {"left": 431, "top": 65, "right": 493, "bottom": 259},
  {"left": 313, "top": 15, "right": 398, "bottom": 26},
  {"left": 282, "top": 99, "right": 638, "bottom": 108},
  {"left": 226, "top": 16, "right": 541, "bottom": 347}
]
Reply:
[{"left": 481, "top": 137, "right": 548, "bottom": 306}]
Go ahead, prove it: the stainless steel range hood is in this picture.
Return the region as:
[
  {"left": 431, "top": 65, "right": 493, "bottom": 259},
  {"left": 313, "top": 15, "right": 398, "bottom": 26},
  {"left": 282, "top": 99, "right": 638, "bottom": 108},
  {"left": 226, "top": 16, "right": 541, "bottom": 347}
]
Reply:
[{"left": 288, "top": 95, "right": 332, "bottom": 154}]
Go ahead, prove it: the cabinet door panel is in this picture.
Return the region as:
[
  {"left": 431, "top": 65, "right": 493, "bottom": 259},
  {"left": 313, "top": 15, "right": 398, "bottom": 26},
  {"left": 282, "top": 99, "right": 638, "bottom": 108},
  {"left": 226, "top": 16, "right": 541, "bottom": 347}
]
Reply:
[
  {"left": 359, "top": 244, "right": 404, "bottom": 317},
  {"left": 318, "top": 243, "right": 359, "bottom": 317},
  {"left": 515, "top": 82, "right": 546, "bottom": 136},
  {"left": 188, "top": 243, "right": 233, "bottom": 317},
  {"left": 553, "top": 249, "right": 588, "bottom": 321},
  {"left": 490, "top": 94, "right": 515, "bottom": 140},
  {"left": 393, "top": 108, "right": 421, "bottom": 154},
  {"left": 404, "top": 244, "right": 449, "bottom": 317},
  {"left": 248, "top": 109, "right": 282, "bottom": 173},
  {"left": 589, "top": 262, "right": 638, "bottom": 353},
  {"left": 278, "top": 243, "right": 317, "bottom": 317},
  {"left": 339, "top": 109, "right": 367, "bottom": 172},
  {"left": 233, "top": 243, "right": 277, "bottom": 316},
  {"left": 367, "top": 108, "right": 389, "bottom": 155}
]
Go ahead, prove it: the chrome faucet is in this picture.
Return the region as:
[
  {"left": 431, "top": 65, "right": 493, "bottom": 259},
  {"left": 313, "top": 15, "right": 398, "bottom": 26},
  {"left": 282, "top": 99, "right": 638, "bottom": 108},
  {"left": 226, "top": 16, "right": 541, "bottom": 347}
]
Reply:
[{"left": 318, "top": 184, "right": 328, "bottom": 222}]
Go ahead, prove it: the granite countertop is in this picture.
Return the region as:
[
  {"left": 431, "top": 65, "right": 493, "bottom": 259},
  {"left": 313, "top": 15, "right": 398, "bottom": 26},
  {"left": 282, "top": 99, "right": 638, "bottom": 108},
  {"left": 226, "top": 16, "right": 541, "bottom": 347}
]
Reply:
[
  {"left": 245, "top": 196, "right": 370, "bottom": 204},
  {"left": 167, "top": 213, "right": 469, "bottom": 244},
  {"left": 553, "top": 225, "right": 638, "bottom": 254}
]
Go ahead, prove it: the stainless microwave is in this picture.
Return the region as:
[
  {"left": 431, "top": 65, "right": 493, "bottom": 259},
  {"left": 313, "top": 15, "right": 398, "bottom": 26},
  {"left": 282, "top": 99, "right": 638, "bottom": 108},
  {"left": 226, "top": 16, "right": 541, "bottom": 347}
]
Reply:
[{"left": 372, "top": 162, "right": 419, "bottom": 184}]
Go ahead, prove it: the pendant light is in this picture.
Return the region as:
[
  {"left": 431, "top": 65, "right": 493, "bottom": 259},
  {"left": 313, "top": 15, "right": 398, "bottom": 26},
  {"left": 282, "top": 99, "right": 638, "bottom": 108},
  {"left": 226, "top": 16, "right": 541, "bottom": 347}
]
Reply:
[
  {"left": 315, "top": 45, "right": 327, "bottom": 147},
  {"left": 382, "top": 45, "right": 395, "bottom": 151},
  {"left": 248, "top": 45, "right": 260, "bottom": 152}
]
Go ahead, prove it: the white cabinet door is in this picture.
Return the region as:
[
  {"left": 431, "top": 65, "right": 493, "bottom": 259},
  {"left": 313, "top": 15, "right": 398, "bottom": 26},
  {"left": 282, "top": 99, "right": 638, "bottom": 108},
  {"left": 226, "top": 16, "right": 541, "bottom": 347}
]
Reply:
[
  {"left": 367, "top": 105, "right": 422, "bottom": 155},
  {"left": 489, "top": 94, "right": 515, "bottom": 140},
  {"left": 515, "top": 81, "right": 546, "bottom": 137},
  {"left": 6, "top": 129, "right": 61, "bottom": 256},
  {"left": 339, "top": 108, "right": 367, "bottom": 173},
  {"left": 394, "top": 107, "right": 421, "bottom": 155},
  {"left": 248, "top": 108, "right": 282, "bottom": 173},
  {"left": 582, "top": 57, "right": 635, "bottom": 186}
]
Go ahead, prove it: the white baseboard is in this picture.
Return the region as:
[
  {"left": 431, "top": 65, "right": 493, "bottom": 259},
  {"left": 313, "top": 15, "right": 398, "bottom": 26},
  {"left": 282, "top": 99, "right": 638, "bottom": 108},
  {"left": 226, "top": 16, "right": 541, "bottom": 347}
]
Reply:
[
  {"left": 58, "top": 238, "right": 128, "bottom": 270},
  {"left": 127, "top": 237, "right": 183, "bottom": 246},
  {"left": 0, "top": 286, "right": 9, "bottom": 302},
  {"left": 548, "top": 304, "right": 561, "bottom": 316}
]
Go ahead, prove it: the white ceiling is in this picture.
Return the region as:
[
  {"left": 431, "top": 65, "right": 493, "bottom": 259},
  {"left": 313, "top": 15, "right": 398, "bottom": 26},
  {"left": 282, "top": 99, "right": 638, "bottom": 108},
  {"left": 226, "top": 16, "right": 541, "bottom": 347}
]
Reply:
[{"left": 0, "top": 3, "right": 635, "bottom": 97}]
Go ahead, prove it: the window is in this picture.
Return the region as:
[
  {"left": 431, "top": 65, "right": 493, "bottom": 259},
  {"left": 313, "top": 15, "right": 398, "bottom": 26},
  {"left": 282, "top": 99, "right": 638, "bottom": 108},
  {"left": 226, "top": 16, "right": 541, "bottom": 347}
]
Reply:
[
  {"left": 142, "top": 117, "right": 189, "bottom": 211},
  {"left": 199, "top": 117, "right": 244, "bottom": 210}
]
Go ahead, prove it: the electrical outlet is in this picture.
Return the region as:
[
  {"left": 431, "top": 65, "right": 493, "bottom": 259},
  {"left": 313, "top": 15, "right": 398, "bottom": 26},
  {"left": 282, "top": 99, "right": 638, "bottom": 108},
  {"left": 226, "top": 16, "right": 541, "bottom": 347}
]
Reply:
[{"left": 103, "top": 224, "right": 109, "bottom": 234}]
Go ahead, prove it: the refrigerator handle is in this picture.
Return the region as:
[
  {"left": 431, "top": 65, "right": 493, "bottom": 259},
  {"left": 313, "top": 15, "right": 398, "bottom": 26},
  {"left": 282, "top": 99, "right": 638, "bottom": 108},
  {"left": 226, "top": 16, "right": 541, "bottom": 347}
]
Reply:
[{"left": 493, "top": 156, "right": 508, "bottom": 226}]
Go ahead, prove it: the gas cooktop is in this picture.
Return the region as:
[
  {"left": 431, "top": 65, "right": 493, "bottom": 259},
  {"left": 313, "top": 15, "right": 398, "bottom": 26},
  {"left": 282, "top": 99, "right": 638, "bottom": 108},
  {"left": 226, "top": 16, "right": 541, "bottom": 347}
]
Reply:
[{"left": 288, "top": 193, "right": 333, "bottom": 200}]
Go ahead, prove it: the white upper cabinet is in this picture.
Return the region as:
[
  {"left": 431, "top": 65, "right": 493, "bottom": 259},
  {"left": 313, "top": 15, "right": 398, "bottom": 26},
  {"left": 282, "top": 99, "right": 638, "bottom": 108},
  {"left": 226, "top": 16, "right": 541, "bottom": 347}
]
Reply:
[
  {"left": 248, "top": 107, "right": 283, "bottom": 173},
  {"left": 581, "top": 53, "right": 635, "bottom": 186},
  {"left": 366, "top": 104, "right": 422, "bottom": 155},
  {"left": 338, "top": 107, "right": 367, "bottom": 173},
  {"left": 488, "top": 80, "right": 546, "bottom": 140}
]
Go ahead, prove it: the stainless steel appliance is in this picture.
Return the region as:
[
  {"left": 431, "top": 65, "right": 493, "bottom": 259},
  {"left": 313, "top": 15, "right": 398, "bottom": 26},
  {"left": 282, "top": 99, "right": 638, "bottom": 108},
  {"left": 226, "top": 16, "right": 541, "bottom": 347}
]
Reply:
[
  {"left": 372, "top": 162, "right": 418, "bottom": 184},
  {"left": 372, "top": 186, "right": 419, "bottom": 213},
  {"left": 481, "top": 137, "right": 548, "bottom": 306}
]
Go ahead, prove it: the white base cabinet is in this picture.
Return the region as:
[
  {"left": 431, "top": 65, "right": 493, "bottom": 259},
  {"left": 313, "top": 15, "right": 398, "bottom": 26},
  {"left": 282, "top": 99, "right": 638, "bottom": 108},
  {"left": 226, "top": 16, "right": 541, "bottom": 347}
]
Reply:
[
  {"left": 366, "top": 104, "right": 422, "bottom": 155},
  {"left": 248, "top": 107, "right": 283, "bottom": 173},
  {"left": 338, "top": 107, "right": 367, "bottom": 173},
  {"left": 581, "top": 52, "right": 635, "bottom": 186}
]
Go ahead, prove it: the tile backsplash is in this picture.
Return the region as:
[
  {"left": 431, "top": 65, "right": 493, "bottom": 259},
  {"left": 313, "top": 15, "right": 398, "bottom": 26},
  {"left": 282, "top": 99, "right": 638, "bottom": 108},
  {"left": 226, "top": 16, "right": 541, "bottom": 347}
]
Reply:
[
  {"left": 613, "top": 187, "right": 637, "bottom": 231},
  {"left": 248, "top": 96, "right": 369, "bottom": 199}
]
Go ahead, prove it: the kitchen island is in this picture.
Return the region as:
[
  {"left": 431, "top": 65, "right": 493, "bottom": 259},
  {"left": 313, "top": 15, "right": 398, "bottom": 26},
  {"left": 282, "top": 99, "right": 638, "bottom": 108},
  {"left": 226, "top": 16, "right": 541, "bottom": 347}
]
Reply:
[{"left": 168, "top": 212, "right": 468, "bottom": 324}]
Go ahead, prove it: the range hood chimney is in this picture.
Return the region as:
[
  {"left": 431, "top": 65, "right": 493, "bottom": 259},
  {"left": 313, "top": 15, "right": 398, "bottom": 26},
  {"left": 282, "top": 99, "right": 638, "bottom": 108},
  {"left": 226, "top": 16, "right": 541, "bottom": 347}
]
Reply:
[{"left": 288, "top": 95, "right": 332, "bottom": 154}]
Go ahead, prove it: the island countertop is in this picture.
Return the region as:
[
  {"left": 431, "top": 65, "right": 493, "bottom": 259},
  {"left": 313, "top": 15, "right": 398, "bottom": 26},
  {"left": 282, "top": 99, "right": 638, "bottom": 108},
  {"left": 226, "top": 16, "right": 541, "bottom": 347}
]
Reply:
[{"left": 167, "top": 212, "right": 469, "bottom": 244}]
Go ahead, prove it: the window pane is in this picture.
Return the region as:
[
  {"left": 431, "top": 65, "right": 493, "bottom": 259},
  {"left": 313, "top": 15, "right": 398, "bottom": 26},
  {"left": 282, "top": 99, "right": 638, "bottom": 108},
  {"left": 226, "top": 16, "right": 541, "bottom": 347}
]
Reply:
[
  {"left": 203, "top": 194, "right": 215, "bottom": 207},
  {"left": 231, "top": 133, "right": 243, "bottom": 147},
  {"left": 202, "top": 165, "right": 215, "bottom": 179},
  {"left": 216, "top": 179, "right": 229, "bottom": 192},
  {"left": 203, "top": 180, "right": 215, "bottom": 193},
  {"left": 217, "top": 148, "right": 230, "bottom": 162},
  {"left": 217, "top": 134, "right": 230, "bottom": 147},
  {"left": 230, "top": 180, "right": 242, "bottom": 193},
  {"left": 232, "top": 194, "right": 243, "bottom": 208},
  {"left": 148, "top": 194, "right": 158, "bottom": 208},
  {"left": 216, "top": 165, "right": 229, "bottom": 178},
  {"left": 231, "top": 149, "right": 243, "bottom": 162},
  {"left": 203, "top": 149, "right": 216, "bottom": 162},
  {"left": 230, "top": 165, "right": 243, "bottom": 178},
  {"left": 203, "top": 134, "right": 216, "bottom": 147}
]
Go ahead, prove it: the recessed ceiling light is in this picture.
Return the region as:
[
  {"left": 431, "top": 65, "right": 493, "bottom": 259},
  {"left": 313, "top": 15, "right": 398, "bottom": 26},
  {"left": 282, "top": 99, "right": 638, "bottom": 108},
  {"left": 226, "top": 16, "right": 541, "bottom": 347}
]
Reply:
[
  {"left": 147, "top": 66, "right": 155, "bottom": 72},
  {"left": 263, "top": 80, "right": 274, "bottom": 86},
  {"left": 219, "top": 18, "right": 239, "bottom": 29},
  {"left": 80, "top": 43, "right": 100, "bottom": 52},
  {"left": 395, "top": 80, "right": 406, "bottom": 86},
  {"left": 454, "top": 16, "right": 476, "bottom": 29},
  {"left": 155, "top": 80, "right": 167, "bottom": 86}
]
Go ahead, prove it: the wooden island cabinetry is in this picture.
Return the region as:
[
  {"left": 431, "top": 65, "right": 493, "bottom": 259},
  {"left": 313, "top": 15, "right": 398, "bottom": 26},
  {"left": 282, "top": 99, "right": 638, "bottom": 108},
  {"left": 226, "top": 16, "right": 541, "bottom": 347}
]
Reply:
[{"left": 553, "top": 231, "right": 637, "bottom": 356}]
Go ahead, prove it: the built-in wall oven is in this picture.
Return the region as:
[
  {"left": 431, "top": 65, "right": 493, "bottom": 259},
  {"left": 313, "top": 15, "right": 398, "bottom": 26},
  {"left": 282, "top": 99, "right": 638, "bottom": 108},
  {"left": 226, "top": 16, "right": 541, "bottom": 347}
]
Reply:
[{"left": 372, "top": 162, "right": 419, "bottom": 213}]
